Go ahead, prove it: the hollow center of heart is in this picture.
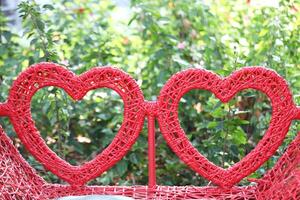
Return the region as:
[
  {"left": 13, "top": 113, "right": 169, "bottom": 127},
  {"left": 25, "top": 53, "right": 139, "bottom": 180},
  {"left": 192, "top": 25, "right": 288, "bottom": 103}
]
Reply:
[
  {"left": 178, "top": 89, "right": 272, "bottom": 169},
  {"left": 31, "top": 86, "right": 124, "bottom": 166}
]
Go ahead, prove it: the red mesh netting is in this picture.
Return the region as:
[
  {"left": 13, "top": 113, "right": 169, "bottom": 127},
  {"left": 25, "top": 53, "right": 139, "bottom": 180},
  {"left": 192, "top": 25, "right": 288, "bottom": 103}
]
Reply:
[{"left": 0, "top": 62, "right": 299, "bottom": 199}]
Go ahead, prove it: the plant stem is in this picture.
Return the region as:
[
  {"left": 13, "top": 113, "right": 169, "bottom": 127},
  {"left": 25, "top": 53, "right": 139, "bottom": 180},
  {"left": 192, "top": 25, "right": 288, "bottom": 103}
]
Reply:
[{"left": 29, "top": 13, "right": 50, "bottom": 61}]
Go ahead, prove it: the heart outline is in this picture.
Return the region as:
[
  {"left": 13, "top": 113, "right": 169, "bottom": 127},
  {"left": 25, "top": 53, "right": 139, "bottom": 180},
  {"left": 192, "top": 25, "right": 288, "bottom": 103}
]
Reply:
[
  {"left": 7, "top": 62, "right": 145, "bottom": 185},
  {"left": 157, "top": 67, "right": 298, "bottom": 188}
]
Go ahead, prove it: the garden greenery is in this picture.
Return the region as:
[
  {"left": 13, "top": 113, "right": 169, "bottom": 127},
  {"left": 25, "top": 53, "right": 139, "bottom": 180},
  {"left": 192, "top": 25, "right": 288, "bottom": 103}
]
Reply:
[{"left": 0, "top": 0, "right": 299, "bottom": 186}]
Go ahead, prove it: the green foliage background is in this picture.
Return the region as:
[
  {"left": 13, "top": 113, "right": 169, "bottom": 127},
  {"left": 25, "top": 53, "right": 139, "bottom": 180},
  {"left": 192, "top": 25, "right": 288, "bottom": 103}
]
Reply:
[{"left": 0, "top": 0, "right": 299, "bottom": 186}]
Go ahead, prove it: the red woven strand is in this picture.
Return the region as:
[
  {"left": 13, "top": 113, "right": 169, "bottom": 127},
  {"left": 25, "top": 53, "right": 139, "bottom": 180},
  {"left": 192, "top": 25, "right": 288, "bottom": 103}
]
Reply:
[
  {"left": 0, "top": 103, "right": 10, "bottom": 117},
  {"left": 0, "top": 62, "right": 299, "bottom": 199},
  {"left": 296, "top": 107, "right": 300, "bottom": 119}
]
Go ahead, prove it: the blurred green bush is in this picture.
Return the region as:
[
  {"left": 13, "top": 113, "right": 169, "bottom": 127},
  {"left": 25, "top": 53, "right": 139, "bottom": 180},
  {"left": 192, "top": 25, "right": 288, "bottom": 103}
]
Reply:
[{"left": 0, "top": 0, "right": 299, "bottom": 186}]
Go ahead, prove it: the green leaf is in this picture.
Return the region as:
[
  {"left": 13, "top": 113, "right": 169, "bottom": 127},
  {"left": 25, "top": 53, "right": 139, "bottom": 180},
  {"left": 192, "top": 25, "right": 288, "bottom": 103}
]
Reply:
[
  {"left": 129, "top": 153, "right": 139, "bottom": 164},
  {"left": 207, "top": 121, "right": 218, "bottom": 128},
  {"left": 43, "top": 4, "right": 54, "bottom": 10},
  {"left": 36, "top": 19, "right": 45, "bottom": 31},
  {"left": 128, "top": 14, "right": 137, "bottom": 25},
  {"left": 173, "top": 57, "right": 190, "bottom": 67},
  {"left": 116, "top": 159, "right": 128, "bottom": 176},
  {"left": 27, "top": 31, "right": 35, "bottom": 39},
  {"left": 30, "top": 38, "right": 38, "bottom": 45},
  {"left": 232, "top": 127, "right": 247, "bottom": 145},
  {"left": 3, "top": 31, "right": 12, "bottom": 41},
  {"left": 211, "top": 107, "right": 226, "bottom": 118}
]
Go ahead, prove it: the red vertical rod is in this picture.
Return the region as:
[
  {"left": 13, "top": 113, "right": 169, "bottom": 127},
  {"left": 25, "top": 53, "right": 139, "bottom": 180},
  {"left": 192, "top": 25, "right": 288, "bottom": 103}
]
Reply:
[{"left": 148, "top": 115, "right": 156, "bottom": 187}]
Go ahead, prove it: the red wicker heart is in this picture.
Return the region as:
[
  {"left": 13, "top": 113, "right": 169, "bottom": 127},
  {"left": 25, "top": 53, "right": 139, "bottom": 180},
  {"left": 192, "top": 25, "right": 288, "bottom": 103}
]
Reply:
[
  {"left": 157, "top": 67, "right": 297, "bottom": 188},
  {"left": 6, "top": 63, "right": 145, "bottom": 186}
]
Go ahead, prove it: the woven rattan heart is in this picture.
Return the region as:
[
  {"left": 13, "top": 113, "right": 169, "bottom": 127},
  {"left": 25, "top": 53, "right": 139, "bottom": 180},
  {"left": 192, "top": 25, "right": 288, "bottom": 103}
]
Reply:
[
  {"left": 6, "top": 63, "right": 145, "bottom": 185},
  {"left": 157, "top": 67, "right": 298, "bottom": 188}
]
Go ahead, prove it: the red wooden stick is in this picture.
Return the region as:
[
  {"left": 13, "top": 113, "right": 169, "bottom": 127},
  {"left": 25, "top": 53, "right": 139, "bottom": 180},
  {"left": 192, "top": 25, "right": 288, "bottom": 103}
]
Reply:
[{"left": 148, "top": 115, "right": 156, "bottom": 187}]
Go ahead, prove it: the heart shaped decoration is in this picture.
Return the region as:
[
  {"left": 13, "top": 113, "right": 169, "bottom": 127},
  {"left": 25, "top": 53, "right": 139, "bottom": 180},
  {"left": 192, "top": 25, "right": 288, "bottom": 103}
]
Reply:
[
  {"left": 157, "top": 67, "right": 298, "bottom": 188},
  {"left": 7, "top": 62, "right": 145, "bottom": 186}
]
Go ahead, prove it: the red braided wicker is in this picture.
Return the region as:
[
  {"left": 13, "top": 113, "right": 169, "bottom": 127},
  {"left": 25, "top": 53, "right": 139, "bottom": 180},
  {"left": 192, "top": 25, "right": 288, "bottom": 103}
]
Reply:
[{"left": 0, "top": 62, "right": 299, "bottom": 199}]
